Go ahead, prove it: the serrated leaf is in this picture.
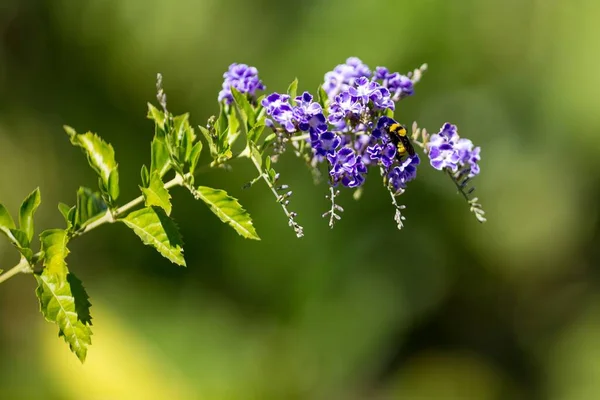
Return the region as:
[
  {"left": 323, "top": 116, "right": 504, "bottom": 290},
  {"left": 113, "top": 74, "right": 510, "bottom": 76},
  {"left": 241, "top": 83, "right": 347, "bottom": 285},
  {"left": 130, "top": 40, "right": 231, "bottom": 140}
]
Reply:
[
  {"left": 147, "top": 103, "right": 166, "bottom": 130},
  {"left": 19, "top": 187, "right": 41, "bottom": 242},
  {"left": 287, "top": 78, "right": 298, "bottom": 101},
  {"left": 75, "top": 187, "right": 108, "bottom": 229},
  {"left": 40, "top": 229, "right": 70, "bottom": 275},
  {"left": 151, "top": 137, "right": 171, "bottom": 178},
  {"left": 192, "top": 186, "right": 260, "bottom": 240},
  {"left": 188, "top": 141, "right": 202, "bottom": 175},
  {"left": 35, "top": 270, "right": 92, "bottom": 363},
  {"left": 140, "top": 173, "right": 172, "bottom": 215},
  {"left": 65, "top": 126, "right": 120, "bottom": 202},
  {"left": 119, "top": 207, "right": 185, "bottom": 266}
]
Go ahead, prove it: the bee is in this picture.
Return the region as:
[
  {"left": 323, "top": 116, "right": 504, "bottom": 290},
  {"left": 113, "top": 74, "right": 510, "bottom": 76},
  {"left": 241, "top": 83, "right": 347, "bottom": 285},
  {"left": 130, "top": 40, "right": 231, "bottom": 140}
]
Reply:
[{"left": 387, "top": 123, "right": 416, "bottom": 158}]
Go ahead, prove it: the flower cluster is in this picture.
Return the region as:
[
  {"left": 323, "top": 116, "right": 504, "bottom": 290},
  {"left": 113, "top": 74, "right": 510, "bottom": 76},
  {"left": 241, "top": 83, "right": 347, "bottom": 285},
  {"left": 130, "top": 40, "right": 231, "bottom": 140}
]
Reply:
[
  {"left": 217, "top": 57, "right": 485, "bottom": 229},
  {"left": 218, "top": 63, "right": 266, "bottom": 104},
  {"left": 427, "top": 123, "right": 481, "bottom": 178}
]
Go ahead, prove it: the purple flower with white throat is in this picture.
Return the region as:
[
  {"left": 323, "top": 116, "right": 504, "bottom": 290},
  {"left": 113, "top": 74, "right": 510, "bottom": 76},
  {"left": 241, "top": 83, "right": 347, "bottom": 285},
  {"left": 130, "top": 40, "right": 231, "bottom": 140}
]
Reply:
[
  {"left": 312, "top": 131, "right": 341, "bottom": 157},
  {"left": 261, "top": 92, "right": 296, "bottom": 132},
  {"left": 427, "top": 123, "right": 481, "bottom": 177},
  {"left": 218, "top": 63, "right": 265, "bottom": 104},
  {"left": 327, "top": 146, "right": 367, "bottom": 188},
  {"left": 389, "top": 155, "right": 420, "bottom": 191},
  {"left": 323, "top": 57, "right": 372, "bottom": 99},
  {"left": 293, "top": 92, "right": 327, "bottom": 134},
  {"left": 328, "top": 90, "right": 364, "bottom": 127}
]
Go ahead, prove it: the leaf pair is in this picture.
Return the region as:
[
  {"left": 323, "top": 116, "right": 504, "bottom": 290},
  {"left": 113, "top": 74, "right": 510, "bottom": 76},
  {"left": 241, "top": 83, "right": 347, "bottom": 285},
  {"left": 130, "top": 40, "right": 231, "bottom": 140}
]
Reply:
[{"left": 0, "top": 188, "right": 41, "bottom": 262}]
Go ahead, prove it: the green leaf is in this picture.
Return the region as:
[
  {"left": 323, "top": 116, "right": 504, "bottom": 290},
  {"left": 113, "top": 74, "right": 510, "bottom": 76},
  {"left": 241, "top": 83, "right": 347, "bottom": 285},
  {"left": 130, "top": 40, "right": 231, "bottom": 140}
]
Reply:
[
  {"left": 147, "top": 103, "right": 166, "bottom": 130},
  {"left": 317, "top": 84, "right": 328, "bottom": 108},
  {"left": 248, "top": 123, "right": 265, "bottom": 144},
  {"left": 40, "top": 229, "right": 70, "bottom": 275},
  {"left": 119, "top": 207, "right": 185, "bottom": 266},
  {"left": 58, "top": 203, "right": 71, "bottom": 223},
  {"left": 260, "top": 133, "right": 277, "bottom": 152},
  {"left": 0, "top": 204, "right": 16, "bottom": 230},
  {"left": 75, "top": 187, "right": 108, "bottom": 229},
  {"left": 140, "top": 173, "right": 172, "bottom": 215},
  {"left": 35, "top": 269, "right": 92, "bottom": 363},
  {"left": 19, "top": 187, "right": 41, "bottom": 242},
  {"left": 230, "top": 87, "right": 253, "bottom": 127},
  {"left": 140, "top": 164, "right": 150, "bottom": 187},
  {"left": 65, "top": 126, "right": 120, "bottom": 202},
  {"left": 151, "top": 137, "right": 171, "bottom": 178},
  {"left": 216, "top": 103, "right": 228, "bottom": 138},
  {"left": 199, "top": 125, "right": 217, "bottom": 158},
  {"left": 171, "top": 113, "right": 190, "bottom": 152},
  {"left": 188, "top": 141, "right": 203, "bottom": 175},
  {"left": 384, "top": 108, "right": 394, "bottom": 118},
  {"left": 0, "top": 205, "right": 32, "bottom": 259},
  {"left": 287, "top": 78, "right": 298, "bottom": 101},
  {"left": 191, "top": 186, "right": 260, "bottom": 240}
]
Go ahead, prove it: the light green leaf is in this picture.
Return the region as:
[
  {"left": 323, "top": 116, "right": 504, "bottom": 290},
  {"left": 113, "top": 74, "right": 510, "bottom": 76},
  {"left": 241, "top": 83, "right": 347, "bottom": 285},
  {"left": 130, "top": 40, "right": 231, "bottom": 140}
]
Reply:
[
  {"left": 58, "top": 203, "right": 71, "bottom": 223},
  {"left": 40, "top": 229, "right": 70, "bottom": 275},
  {"left": 287, "top": 78, "right": 298, "bottom": 102},
  {"left": 35, "top": 270, "right": 92, "bottom": 363},
  {"left": 199, "top": 125, "right": 217, "bottom": 158},
  {"left": 65, "top": 126, "right": 120, "bottom": 202},
  {"left": 0, "top": 204, "right": 16, "bottom": 230},
  {"left": 151, "top": 137, "right": 171, "bottom": 178},
  {"left": 231, "top": 87, "right": 252, "bottom": 127},
  {"left": 261, "top": 133, "right": 277, "bottom": 152},
  {"left": 317, "top": 84, "right": 328, "bottom": 108},
  {"left": 188, "top": 141, "right": 202, "bottom": 175},
  {"left": 75, "top": 187, "right": 108, "bottom": 229},
  {"left": 19, "top": 187, "right": 41, "bottom": 242},
  {"left": 140, "top": 164, "right": 150, "bottom": 187},
  {"left": 191, "top": 186, "right": 260, "bottom": 240},
  {"left": 119, "top": 207, "right": 185, "bottom": 266},
  {"left": 147, "top": 103, "right": 166, "bottom": 130},
  {"left": 140, "top": 173, "right": 172, "bottom": 215}
]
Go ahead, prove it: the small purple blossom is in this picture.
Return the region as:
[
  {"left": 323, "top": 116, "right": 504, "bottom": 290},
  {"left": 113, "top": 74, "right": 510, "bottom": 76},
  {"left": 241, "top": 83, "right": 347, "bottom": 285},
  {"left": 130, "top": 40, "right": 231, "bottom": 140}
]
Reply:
[
  {"left": 389, "top": 155, "right": 420, "bottom": 191},
  {"left": 427, "top": 123, "right": 481, "bottom": 177},
  {"left": 375, "top": 66, "right": 414, "bottom": 100},
  {"left": 261, "top": 93, "right": 296, "bottom": 132},
  {"left": 293, "top": 92, "right": 327, "bottom": 134},
  {"left": 218, "top": 63, "right": 265, "bottom": 104},
  {"left": 327, "top": 146, "right": 367, "bottom": 188},
  {"left": 328, "top": 91, "right": 364, "bottom": 127},
  {"left": 311, "top": 131, "right": 341, "bottom": 156},
  {"left": 323, "top": 57, "right": 372, "bottom": 99}
]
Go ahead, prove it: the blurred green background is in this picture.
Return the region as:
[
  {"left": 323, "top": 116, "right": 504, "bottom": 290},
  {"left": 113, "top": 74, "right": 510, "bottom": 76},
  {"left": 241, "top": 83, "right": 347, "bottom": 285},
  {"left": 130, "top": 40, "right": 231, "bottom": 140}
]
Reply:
[{"left": 1, "top": 0, "right": 600, "bottom": 398}]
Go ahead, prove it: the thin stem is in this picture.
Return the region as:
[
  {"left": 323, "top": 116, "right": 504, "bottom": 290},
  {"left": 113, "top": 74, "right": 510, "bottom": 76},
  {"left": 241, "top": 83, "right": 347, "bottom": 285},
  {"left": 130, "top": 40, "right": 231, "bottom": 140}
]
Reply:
[
  {"left": 290, "top": 134, "right": 310, "bottom": 142},
  {"left": 0, "top": 257, "right": 32, "bottom": 284},
  {"left": 445, "top": 168, "right": 471, "bottom": 202}
]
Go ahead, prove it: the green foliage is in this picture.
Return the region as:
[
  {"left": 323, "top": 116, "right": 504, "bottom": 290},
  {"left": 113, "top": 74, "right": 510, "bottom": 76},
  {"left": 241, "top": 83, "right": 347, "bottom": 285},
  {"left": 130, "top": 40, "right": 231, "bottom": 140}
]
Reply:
[
  {"left": 36, "top": 229, "right": 92, "bottom": 362},
  {"left": 188, "top": 186, "right": 260, "bottom": 240},
  {"left": 64, "top": 126, "right": 120, "bottom": 204},
  {"left": 75, "top": 187, "right": 108, "bottom": 230},
  {"left": 119, "top": 207, "right": 186, "bottom": 266},
  {"left": 150, "top": 137, "right": 171, "bottom": 178},
  {"left": 19, "top": 187, "right": 41, "bottom": 243},
  {"left": 140, "top": 173, "right": 172, "bottom": 216},
  {"left": 287, "top": 78, "right": 298, "bottom": 101}
]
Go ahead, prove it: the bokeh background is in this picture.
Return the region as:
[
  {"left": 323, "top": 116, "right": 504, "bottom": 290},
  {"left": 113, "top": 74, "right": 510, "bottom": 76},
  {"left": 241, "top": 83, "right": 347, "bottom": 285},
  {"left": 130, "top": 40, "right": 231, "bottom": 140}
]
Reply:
[{"left": 1, "top": 0, "right": 600, "bottom": 398}]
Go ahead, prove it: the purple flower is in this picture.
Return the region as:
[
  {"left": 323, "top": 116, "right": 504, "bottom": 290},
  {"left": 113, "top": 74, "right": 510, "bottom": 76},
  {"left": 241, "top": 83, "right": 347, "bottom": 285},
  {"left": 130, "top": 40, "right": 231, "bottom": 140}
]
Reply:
[
  {"left": 261, "top": 93, "right": 296, "bottom": 132},
  {"left": 327, "top": 146, "right": 367, "bottom": 188},
  {"left": 375, "top": 66, "right": 414, "bottom": 100},
  {"left": 427, "top": 123, "right": 481, "bottom": 176},
  {"left": 389, "top": 155, "right": 420, "bottom": 191},
  {"left": 328, "top": 90, "right": 364, "bottom": 127},
  {"left": 312, "top": 131, "right": 341, "bottom": 156},
  {"left": 293, "top": 92, "right": 327, "bottom": 134},
  {"left": 348, "top": 77, "right": 380, "bottom": 103},
  {"left": 218, "top": 63, "right": 265, "bottom": 104},
  {"left": 323, "top": 57, "right": 372, "bottom": 99}
]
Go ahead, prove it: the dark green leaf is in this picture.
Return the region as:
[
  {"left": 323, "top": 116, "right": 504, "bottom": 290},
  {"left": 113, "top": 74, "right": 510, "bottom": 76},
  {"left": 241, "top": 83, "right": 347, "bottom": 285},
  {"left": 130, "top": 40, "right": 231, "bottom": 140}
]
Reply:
[
  {"left": 287, "top": 78, "right": 298, "bottom": 102},
  {"left": 64, "top": 126, "right": 120, "bottom": 202},
  {"left": 191, "top": 186, "right": 260, "bottom": 240},
  {"left": 119, "top": 207, "right": 185, "bottom": 266},
  {"left": 147, "top": 103, "right": 166, "bottom": 130},
  {"left": 151, "top": 137, "right": 171, "bottom": 178},
  {"left": 140, "top": 173, "right": 172, "bottom": 215},
  {"left": 35, "top": 269, "right": 92, "bottom": 363},
  {"left": 75, "top": 187, "right": 108, "bottom": 229},
  {"left": 19, "top": 187, "right": 41, "bottom": 242}
]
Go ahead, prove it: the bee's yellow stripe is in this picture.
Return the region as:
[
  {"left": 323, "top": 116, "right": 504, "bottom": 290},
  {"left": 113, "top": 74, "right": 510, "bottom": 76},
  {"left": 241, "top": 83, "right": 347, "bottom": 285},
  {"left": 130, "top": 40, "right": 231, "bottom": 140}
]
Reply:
[{"left": 389, "top": 123, "right": 407, "bottom": 137}]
